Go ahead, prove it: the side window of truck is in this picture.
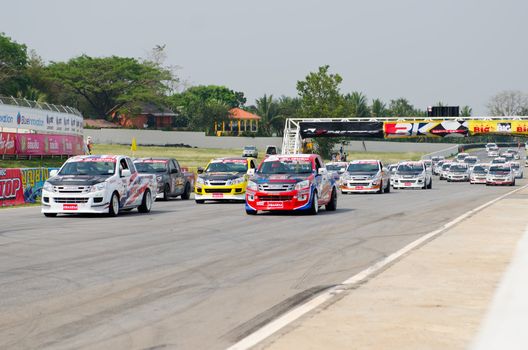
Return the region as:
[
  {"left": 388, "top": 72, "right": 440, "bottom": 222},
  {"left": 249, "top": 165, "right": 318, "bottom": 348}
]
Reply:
[
  {"left": 173, "top": 160, "right": 181, "bottom": 173},
  {"left": 314, "top": 158, "right": 322, "bottom": 173},
  {"left": 126, "top": 158, "right": 137, "bottom": 173}
]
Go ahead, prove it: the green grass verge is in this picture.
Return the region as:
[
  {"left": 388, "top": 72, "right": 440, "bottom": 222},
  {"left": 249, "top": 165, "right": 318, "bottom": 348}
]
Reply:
[{"left": 0, "top": 144, "right": 425, "bottom": 169}]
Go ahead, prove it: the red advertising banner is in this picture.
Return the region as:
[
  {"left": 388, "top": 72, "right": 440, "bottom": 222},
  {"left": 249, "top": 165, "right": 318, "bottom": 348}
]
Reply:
[
  {"left": 0, "top": 132, "right": 16, "bottom": 155},
  {"left": 0, "top": 168, "right": 25, "bottom": 206},
  {"left": 15, "top": 133, "right": 84, "bottom": 156}
]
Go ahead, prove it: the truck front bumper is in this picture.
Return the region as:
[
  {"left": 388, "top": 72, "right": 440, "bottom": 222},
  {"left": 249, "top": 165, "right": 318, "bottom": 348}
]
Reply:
[{"left": 41, "top": 190, "right": 111, "bottom": 214}]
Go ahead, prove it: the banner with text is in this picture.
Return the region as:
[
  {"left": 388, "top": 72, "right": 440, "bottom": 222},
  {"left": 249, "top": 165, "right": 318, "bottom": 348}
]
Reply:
[
  {"left": 15, "top": 133, "right": 84, "bottom": 156},
  {"left": 468, "top": 120, "right": 528, "bottom": 135},
  {"left": 0, "top": 132, "right": 16, "bottom": 155},
  {"left": 299, "top": 121, "right": 384, "bottom": 138},
  {"left": 384, "top": 121, "right": 469, "bottom": 138}
]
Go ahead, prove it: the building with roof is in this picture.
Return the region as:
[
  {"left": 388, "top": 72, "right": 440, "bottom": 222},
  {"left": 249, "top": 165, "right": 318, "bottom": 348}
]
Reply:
[
  {"left": 215, "top": 108, "right": 261, "bottom": 135},
  {"left": 115, "top": 103, "right": 177, "bottom": 129}
]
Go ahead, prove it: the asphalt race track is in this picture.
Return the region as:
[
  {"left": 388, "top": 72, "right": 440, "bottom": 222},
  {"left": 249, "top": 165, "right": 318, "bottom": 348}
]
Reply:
[{"left": 0, "top": 149, "right": 525, "bottom": 350}]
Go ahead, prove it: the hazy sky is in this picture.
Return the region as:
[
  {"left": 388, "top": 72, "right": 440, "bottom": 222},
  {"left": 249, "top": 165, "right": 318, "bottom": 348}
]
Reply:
[{"left": 4, "top": 0, "right": 527, "bottom": 114}]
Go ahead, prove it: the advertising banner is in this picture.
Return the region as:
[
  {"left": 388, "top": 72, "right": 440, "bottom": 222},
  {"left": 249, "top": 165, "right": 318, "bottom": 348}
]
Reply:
[
  {"left": 0, "top": 104, "right": 83, "bottom": 135},
  {"left": 384, "top": 121, "right": 469, "bottom": 138},
  {"left": 299, "top": 121, "right": 384, "bottom": 138},
  {"left": 15, "top": 133, "right": 84, "bottom": 156},
  {"left": 0, "top": 132, "right": 16, "bottom": 155},
  {"left": 16, "top": 134, "right": 46, "bottom": 155},
  {"left": 468, "top": 120, "right": 528, "bottom": 135},
  {"left": 0, "top": 168, "right": 25, "bottom": 206}
]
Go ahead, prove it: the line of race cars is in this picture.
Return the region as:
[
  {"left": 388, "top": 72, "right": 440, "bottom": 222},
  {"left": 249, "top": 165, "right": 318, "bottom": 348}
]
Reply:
[{"left": 40, "top": 143, "right": 525, "bottom": 217}]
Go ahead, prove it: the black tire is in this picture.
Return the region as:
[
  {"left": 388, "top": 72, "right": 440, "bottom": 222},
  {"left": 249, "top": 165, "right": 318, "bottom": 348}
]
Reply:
[
  {"left": 44, "top": 213, "right": 57, "bottom": 217},
  {"left": 246, "top": 208, "right": 257, "bottom": 215},
  {"left": 162, "top": 184, "right": 170, "bottom": 201},
  {"left": 325, "top": 189, "right": 337, "bottom": 211},
  {"left": 427, "top": 179, "right": 432, "bottom": 189},
  {"left": 108, "top": 192, "right": 120, "bottom": 217},
  {"left": 377, "top": 181, "right": 383, "bottom": 194},
  {"left": 195, "top": 199, "right": 205, "bottom": 204},
  {"left": 138, "top": 189, "right": 153, "bottom": 213},
  {"left": 307, "top": 191, "right": 319, "bottom": 215},
  {"left": 181, "top": 183, "right": 191, "bottom": 200},
  {"left": 384, "top": 181, "right": 391, "bottom": 193},
  {"left": 511, "top": 180, "right": 516, "bottom": 186}
]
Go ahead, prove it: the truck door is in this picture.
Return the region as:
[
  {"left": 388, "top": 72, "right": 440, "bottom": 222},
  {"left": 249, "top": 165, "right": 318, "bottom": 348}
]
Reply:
[{"left": 171, "top": 160, "right": 184, "bottom": 194}]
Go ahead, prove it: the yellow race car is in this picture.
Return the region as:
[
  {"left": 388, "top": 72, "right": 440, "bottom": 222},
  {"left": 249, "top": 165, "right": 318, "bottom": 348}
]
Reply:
[{"left": 195, "top": 157, "right": 257, "bottom": 203}]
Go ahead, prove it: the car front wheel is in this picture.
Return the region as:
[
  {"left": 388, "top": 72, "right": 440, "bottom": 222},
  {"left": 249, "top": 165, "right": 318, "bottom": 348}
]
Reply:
[{"left": 138, "top": 189, "right": 153, "bottom": 213}]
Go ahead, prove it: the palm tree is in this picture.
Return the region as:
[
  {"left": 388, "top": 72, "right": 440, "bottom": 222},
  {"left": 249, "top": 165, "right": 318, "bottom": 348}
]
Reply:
[
  {"left": 460, "top": 105, "right": 472, "bottom": 117},
  {"left": 370, "top": 98, "right": 387, "bottom": 118},
  {"left": 252, "top": 94, "right": 282, "bottom": 136},
  {"left": 344, "top": 92, "right": 370, "bottom": 118}
]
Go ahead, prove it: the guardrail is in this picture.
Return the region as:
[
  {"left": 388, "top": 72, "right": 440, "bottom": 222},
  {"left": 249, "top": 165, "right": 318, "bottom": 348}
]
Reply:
[
  {"left": 421, "top": 145, "right": 460, "bottom": 160},
  {"left": 0, "top": 96, "right": 81, "bottom": 116}
]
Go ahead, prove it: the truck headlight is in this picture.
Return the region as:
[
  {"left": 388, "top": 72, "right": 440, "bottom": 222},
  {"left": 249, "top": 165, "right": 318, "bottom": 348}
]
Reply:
[
  {"left": 227, "top": 177, "right": 245, "bottom": 186},
  {"left": 196, "top": 177, "right": 205, "bottom": 185},
  {"left": 247, "top": 180, "right": 258, "bottom": 191},
  {"left": 295, "top": 180, "right": 310, "bottom": 190},
  {"left": 90, "top": 182, "right": 106, "bottom": 192},
  {"left": 43, "top": 181, "right": 54, "bottom": 192}
]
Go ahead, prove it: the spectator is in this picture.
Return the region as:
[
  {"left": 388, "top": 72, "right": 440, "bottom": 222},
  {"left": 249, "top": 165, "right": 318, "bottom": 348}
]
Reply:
[{"left": 86, "top": 136, "right": 93, "bottom": 155}]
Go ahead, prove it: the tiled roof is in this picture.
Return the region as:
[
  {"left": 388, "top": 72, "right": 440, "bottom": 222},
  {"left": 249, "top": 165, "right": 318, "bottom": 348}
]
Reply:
[
  {"left": 83, "top": 119, "right": 122, "bottom": 128},
  {"left": 229, "top": 108, "right": 261, "bottom": 121}
]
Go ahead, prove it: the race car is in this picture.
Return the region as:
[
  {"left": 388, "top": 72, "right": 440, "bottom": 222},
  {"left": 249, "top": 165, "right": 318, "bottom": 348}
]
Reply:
[
  {"left": 194, "top": 157, "right": 257, "bottom": 203},
  {"left": 41, "top": 155, "right": 157, "bottom": 217},
  {"left": 469, "top": 164, "right": 489, "bottom": 184},
  {"left": 325, "top": 161, "right": 348, "bottom": 185},
  {"left": 491, "top": 157, "right": 506, "bottom": 164},
  {"left": 486, "top": 164, "right": 515, "bottom": 186},
  {"left": 486, "top": 143, "right": 498, "bottom": 152},
  {"left": 509, "top": 161, "right": 523, "bottom": 179},
  {"left": 133, "top": 157, "right": 193, "bottom": 200},
  {"left": 433, "top": 160, "right": 445, "bottom": 175},
  {"left": 438, "top": 162, "right": 453, "bottom": 180},
  {"left": 245, "top": 154, "right": 338, "bottom": 215},
  {"left": 446, "top": 163, "right": 470, "bottom": 182},
  {"left": 392, "top": 161, "right": 432, "bottom": 189},
  {"left": 463, "top": 156, "right": 478, "bottom": 169},
  {"left": 388, "top": 163, "right": 398, "bottom": 186},
  {"left": 456, "top": 152, "right": 470, "bottom": 163},
  {"left": 340, "top": 159, "right": 390, "bottom": 194},
  {"left": 487, "top": 149, "right": 500, "bottom": 158}
]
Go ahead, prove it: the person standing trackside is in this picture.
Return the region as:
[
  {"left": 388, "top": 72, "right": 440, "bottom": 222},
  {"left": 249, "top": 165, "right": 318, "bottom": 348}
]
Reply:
[{"left": 86, "top": 136, "right": 93, "bottom": 155}]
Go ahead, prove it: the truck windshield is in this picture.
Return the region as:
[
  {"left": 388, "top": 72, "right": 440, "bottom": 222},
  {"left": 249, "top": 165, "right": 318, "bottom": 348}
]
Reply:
[
  {"left": 472, "top": 166, "right": 487, "bottom": 174},
  {"left": 59, "top": 161, "right": 115, "bottom": 176},
  {"left": 450, "top": 165, "right": 467, "bottom": 172},
  {"left": 206, "top": 160, "right": 248, "bottom": 173},
  {"left": 489, "top": 166, "right": 510, "bottom": 174},
  {"left": 326, "top": 164, "right": 346, "bottom": 172},
  {"left": 259, "top": 160, "right": 313, "bottom": 174},
  {"left": 135, "top": 161, "right": 167, "bottom": 173},
  {"left": 347, "top": 163, "right": 379, "bottom": 174},
  {"left": 397, "top": 164, "right": 423, "bottom": 174},
  {"left": 464, "top": 158, "right": 477, "bottom": 164}
]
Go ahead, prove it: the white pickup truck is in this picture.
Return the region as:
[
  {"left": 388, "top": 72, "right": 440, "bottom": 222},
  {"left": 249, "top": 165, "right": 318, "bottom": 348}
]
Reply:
[{"left": 41, "top": 155, "right": 157, "bottom": 217}]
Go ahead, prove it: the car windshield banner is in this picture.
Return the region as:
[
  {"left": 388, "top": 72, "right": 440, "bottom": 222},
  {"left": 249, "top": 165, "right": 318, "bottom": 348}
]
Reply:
[
  {"left": 384, "top": 121, "right": 469, "bottom": 138},
  {"left": 299, "top": 121, "right": 383, "bottom": 138}
]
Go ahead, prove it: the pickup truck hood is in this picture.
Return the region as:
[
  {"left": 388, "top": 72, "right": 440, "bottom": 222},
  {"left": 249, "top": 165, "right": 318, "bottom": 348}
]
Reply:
[
  {"left": 252, "top": 173, "right": 314, "bottom": 184},
  {"left": 199, "top": 172, "right": 246, "bottom": 181},
  {"left": 47, "top": 175, "right": 110, "bottom": 186}
]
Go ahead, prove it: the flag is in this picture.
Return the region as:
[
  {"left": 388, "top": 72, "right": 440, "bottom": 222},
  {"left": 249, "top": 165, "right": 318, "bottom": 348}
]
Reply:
[{"left": 131, "top": 137, "right": 137, "bottom": 152}]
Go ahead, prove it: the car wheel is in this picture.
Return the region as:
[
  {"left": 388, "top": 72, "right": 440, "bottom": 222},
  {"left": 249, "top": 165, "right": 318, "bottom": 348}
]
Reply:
[
  {"left": 44, "top": 213, "right": 57, "bottom": 217},
  {"left": 384, "top": 182, "right": 391, "bottom": 193},
  {"left": 181, "top": 183, "right": 191, "bottom": 200},
  {"left": 377, "top": 181, "right": 383, "bottom": 194},
  {"left": 325, "top": 188, "right": 337, "bottom": 211},
  {"left": 162, "top": 184, "right": 170, "bottom": 201},
  {"left": 108, "top": 192, "right": 120, "bottom": 217},
  {"left": 246, "top": 208, "right": 258, "bottom": 215},
  {"left": 195, "top": 199, "right": 205, "bottom": 204},
  {"left": 308, "top": 191, "right": 319, "bottom": 215},
  {"left": 138, "top": 189, "right": 153, "bottom": 213},
  {"left": 427, "top": 179, "right": 432, "bottom": 189}
]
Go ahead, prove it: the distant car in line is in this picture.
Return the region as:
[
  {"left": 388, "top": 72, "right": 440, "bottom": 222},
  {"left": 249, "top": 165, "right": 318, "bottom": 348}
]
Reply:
[
  {"left": 134, "top": 157, "right": 193, "bottom": 201},
  {"left": 486, "top": 143, "right": 498, "bottom": 152},
  {"left": 486, "top": 164, "right": 515, "bottom": 186},
  {"left": 325, "top": 161, "right": 348, "bottom": 184},
  {"left": 509, "top": 161, "right": 523, "bottom": 179},
  {"left": 470, "top": 164, "right": 489, "bottom": 184},
  {"left": 242, "top": 145, "right": 258, "bottom": 158},
  {"left": 433, "top": 160, "right": 445, "bottom": 176},
  {"left": 456, "top": 153, "right": 470, "bottom": 163},
  {"left": 446, "top": 163, "right": 470, "bottom": 182},
  {"left": 265, "top": 145, "right": 279, "bottom": 157},
  {"left": 392, "top": 161, "right": 432, "bottom": 189},
  {"left": 388, "top": 163, "right": 398, "bottom": 186},
  {"left": 488, "top": 149, "right": 500, "bottom": 157},
  {"left": 340, "top": 159, "right": 390, "bottom": 194},
  {"left": 491, "top": 157, "right": 506, "bottom": 164},
  {"left": 439, "top": 162, "right": 453, "bottom": 180},
  {"left": 463, "top": 156, "right": 478, "bottom": 169}
]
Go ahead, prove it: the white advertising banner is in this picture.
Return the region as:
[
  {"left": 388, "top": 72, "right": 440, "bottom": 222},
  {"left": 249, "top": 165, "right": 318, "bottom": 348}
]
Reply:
[{"left": 0, "top": 104, "right": 84, "bottom": 135}]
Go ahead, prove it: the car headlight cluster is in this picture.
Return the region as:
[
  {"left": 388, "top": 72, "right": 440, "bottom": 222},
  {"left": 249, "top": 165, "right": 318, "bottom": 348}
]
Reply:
[
  {"left": 43, "top": 181, "right": 54, "bottom": 192},
  {"left": 295, "top": 180, "right": 310, "bottom": 190},
  {"left": 196, "top": 177, "right": 205, "bottom": 185},
  {"left": 90, "top": 182, "right": 106, "bottom": 192},
  {"left": 246, "top": 180, "right": 258, "bottom": 191},
  {"left": 226, "top": 177, "right": 246, "bottom": 186}
]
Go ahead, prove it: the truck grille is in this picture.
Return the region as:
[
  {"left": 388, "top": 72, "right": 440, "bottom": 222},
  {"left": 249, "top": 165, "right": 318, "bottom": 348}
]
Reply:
[
  {"left": 204, "top": 188, "right": 231, "bottom": 193},
  {"left": 208, "top": 181, "right": 227, "bottom": 186},
  {"left": 347, "top": 182, "right": 369, "bottom": 186},
  {"left": 54, "top": 186, "right": 90, "bottom": 193},
  {"left": 258, "top": 195, "right": 293, "bottom": 201},
  {"left": 54, "top": 197, "right": 89, "bottom": 203},
  {"left": 258, "top": 183, "right": 294, "bottom": 192}
]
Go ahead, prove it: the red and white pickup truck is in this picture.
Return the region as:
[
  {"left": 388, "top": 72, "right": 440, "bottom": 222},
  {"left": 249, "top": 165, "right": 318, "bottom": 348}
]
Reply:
[
  {"left": 41, "top": 155, "right": 157, "bottom": 217},
  {"left": 245, "top": 154, "right": 338, "bottom": 215}
]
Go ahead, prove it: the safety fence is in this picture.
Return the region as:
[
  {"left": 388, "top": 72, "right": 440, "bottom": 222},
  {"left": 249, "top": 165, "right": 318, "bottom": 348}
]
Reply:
[
  {"left": 0, "top": 132, "right": 84, "bottom": 157},
  {"left": 0, "top": 167, "right": 58, "bottom": 207}
]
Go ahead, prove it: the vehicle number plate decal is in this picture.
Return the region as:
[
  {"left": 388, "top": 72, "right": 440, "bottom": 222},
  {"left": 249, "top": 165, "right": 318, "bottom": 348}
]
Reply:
[
  {"left": 212, "top": 193, "right": 224, "bottom": 198},
  {"left": 266, "top": 201, "right": 284, "bottom": 209},
  {"left": 63, "top": 204, "right": 78, "bottom": 210},
  {"left": 404, "top": 182, "right": 412, "bottom": 186},
  {"left": 355, "top": 186, "right": 364, "bottom": 189}
]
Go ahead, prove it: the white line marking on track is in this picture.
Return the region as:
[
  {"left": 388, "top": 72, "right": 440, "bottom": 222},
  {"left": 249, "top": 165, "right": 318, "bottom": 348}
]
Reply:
[{"left": 226, "top": 184, "right": 528, "bottom": 350}]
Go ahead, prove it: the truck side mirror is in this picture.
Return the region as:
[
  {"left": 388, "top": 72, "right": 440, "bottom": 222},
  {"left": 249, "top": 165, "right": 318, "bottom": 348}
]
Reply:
[
  {"left": 318, "top": 168, "right": 328, "bottom": 175},
  {"left": 247, "top": 168, "right": 255, "bottom": 176},
  {"left": 121, "top": 169, "right": 131, "bottom": 177},
  {"left": 197, "top": 167, "right": 204, "bottom": 174}
]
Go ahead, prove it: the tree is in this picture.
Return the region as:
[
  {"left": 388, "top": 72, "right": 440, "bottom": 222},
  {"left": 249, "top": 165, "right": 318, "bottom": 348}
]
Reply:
[
  {"left": 370, "top": 98, "right": 387, "bottom": 118},
  {"left": 46, "top": 55, "right": 175, "bottom": 118},
  {"left": 0, "top": 33, "right": 29, "bottom": 96},
  {"left": 460, "top": 105, "right": 472, "bottom": 117},
  {"left": 343, "top": 92, "right": 370, "bottom": 118},
  {"left": 187, "top": 99, "right": 230, "bottom": 134},
  {"left": 296, "top": 65, "right": 345, "bottom": 158},
  {"left": 387, "top": 98, "right": 425, "bottom": 118},
  {"left": 487, "top": 90, "right": 528, "bottom": 116},
  {"left": 248, "top": 94, "right": 286, "bottom": 136}
]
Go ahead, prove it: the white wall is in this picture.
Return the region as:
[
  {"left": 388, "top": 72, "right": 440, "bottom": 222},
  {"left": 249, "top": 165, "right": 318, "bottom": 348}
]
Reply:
[{"left": 84, "top": 128, "right": 457, "bottom": 153}]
